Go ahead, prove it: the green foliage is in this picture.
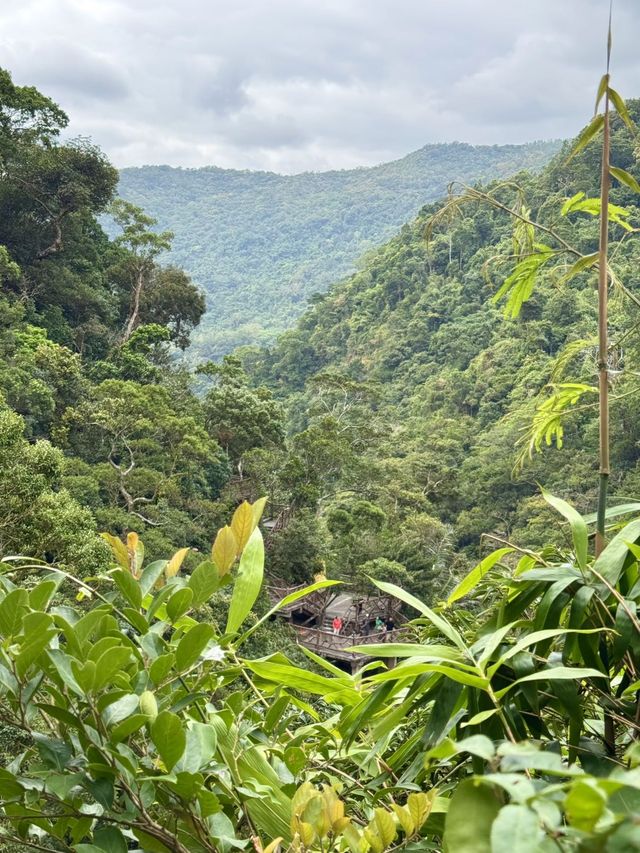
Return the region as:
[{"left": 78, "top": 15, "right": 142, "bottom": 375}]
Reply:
[{"left": 117, "top": 141, "right": 561, "bottom": 358}]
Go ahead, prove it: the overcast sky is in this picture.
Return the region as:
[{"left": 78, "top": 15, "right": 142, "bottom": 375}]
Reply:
[{"left": 1, "top": 0, "right": 638, "bottom": 173}]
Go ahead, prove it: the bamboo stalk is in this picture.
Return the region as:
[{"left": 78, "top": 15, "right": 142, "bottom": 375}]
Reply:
[{"left": 596, "top": 78, "right": 611, "bottom": 558}]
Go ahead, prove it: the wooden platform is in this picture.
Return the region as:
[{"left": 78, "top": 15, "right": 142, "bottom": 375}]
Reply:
[{"left": 267, "top": 579, "right": 404, "bottom": 671}]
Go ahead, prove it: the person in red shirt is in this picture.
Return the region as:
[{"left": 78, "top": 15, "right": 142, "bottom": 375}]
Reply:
[{"left": 332, "top": 616, "right": 343, "bottom": 635}]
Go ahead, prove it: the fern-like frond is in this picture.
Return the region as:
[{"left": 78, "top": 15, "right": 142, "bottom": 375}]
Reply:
[{"left": 516, "top": 383, "right": 598, "bottom": 469}]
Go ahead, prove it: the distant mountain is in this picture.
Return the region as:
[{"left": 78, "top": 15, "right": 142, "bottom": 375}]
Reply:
[{"left": 118, "top": 140, "right": 562, "bottom": 359}]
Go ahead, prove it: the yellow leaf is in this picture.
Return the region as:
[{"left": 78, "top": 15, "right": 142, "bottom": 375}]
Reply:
[
  {"left": 296, "top": 822, "right": 315, "bottom": 847},
  {"left": 290, "top": 783, "right": 317, "bottom": 836},
  {"left": 323, "top": 786, "right": 344, "bottom": 827},
  {"left": 364, "top": 825, "right": 384, "bottom": 853},
  {"left": 391, "top": 803, "right": 414, "bottom": 837},
  {"left": 252, "top": 496, "right": 268, "bottom": 527},
  {"left": 165, "top": 547, "right": 190, "bottom": 579},
  {"left": 262, "top": 839, "right": 282, "bottom": 853},
  {"left": 407, "top": 791, "right": 434, "bottom": 831},
  {"left": 373, "top": 808, "right": 396, "bottom": 848},
  {"left": 342, "top": 822, "right": 365, "bottom": 853},
  {"left": 126, "top": 532, "right": 144, "bottom": 578},
  {"left": 100, "top": 532, "right": 130, "bottom": 571},
  {"left": 212, "top": 526, "right": 238, "bottom": 576},
  {"left": 231, "top": 501, "right": 255, "bottom": 554}
]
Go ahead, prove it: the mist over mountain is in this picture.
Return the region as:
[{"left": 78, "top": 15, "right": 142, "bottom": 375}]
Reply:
[{"left": 118, "top": 139, "right": 561, "bottom": 358}]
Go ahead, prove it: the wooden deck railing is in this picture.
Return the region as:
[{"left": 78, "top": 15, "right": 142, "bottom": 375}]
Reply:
[{"left": 294, "top": 626, "right": 405, "bottom": 663}]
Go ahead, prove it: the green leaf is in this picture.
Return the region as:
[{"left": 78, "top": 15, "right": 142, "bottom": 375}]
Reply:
[
  {"left": 567, "top": 113, "right": 605, "bottom": 162},
  {"left": 370, "top": 578, "right": 468, "bottom": 652},
  {"left": 542, "top": 490, "right": 588, "bottom": 570},
  {"left": 490, "top": 804, "right": 544, "bottom": 852},
  {"left": 188, "top": 560, "right": 220, "bottom": 606},
  {"left": 447, "top": 548, "right": 512, "bottom": 605},
  {"left": 492, "top": 245, "right": 555, "bottom": 318},
  {"left": 166, "top": 587, "right": 194, "bottom": 623},
  {"left": 609, "top": 87, "right": 635, "bottom": 131},
  {"left": 495, "top": 666, "right": 604, "bottom": 700},
  {"left": 584, "top": 502, "right": 640, "bottom": 524},
  {"left": 369, "top": 661, "right": 487, "bottom": 690},
  {"left": 443, "top": 779, "right": 500, "bottom": 852},
  {"left": 34, "top": 734, "right": 72, "bottom": 771},
  {"left": 560, "top": 253, "right": 599, "bottom": 284},
  {"left": 139, "top": 560, "right": 168, "bottom": 597},
  {"left": 610, "top": 166, "right": 640, "bottom": 194},
  {"left": 346, "top": 642, "right": 462, "bottom": 661},
  {"left": 15, "top": 612, "right": 56, "bottom": 677},
  {"left": 151, "top": 711, "right": 186, "bottom": 771},
  {"left": 595, "top": 73, "right": 610, "bottom": 113},
  {"left": 226, "top": 527, "right": 264, "bottom": 635},
  {"left": 247, "top": 659, "right": 360, "bottom": 705},
  {"left": 593, "top": 517, "right": 640, "bottom": 586},
  {"left": 565, "top": 780, "right": 607, "bottom": 831},
  {"left": 175, "top": 622, "right": 215, "bottom": 671},
  {"left": 92, "top": 826, "right": 128, "bottom": 853},
  {"left": 488, "top": 628, "right": 604, "bottom": 676},
  {"left": 176, "top": 721, "right": 217, "bottom": 773},
  {"left": 111, "top": 569, "right": 142, "bottom": 609},
  {"left": 0, "top": 588, "right": 28, "bottom": 636},
  {"left": 92, "top": 647, "right": 133, "bottom": 691}
]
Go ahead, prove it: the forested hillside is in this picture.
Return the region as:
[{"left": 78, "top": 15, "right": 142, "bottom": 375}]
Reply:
[
  {"left": 244, "top": 103, "right": 640, "bottom": 588},
  {"left": 118, "top": 140, "right": 561, "bottom": 357},
  {"left": 4, "top": 59, "right": 640, "bottom": 852}
]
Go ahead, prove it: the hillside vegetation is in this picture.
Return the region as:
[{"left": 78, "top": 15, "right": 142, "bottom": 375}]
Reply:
[
  {"left": 118, "top": 140, "right": 560, "bottom": 357},
  {"left": 3, "top": 63, "right": 640, "bottom": 852},
  {"left": 244, "top": 104, "right": 640, "bottom": 582}
]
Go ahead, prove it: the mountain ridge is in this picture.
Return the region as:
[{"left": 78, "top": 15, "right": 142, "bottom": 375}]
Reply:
[{"left": 117, "top": 139, "right": 562, "bottom": 359}]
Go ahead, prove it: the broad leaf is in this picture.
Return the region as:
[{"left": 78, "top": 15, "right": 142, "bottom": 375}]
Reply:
[{"left": 226, "top": 527, "right": 264, "bottom": 635}]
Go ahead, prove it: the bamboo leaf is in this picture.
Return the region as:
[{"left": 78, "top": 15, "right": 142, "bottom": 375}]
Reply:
[
  {"left": 610, "top": 166, "right": 640, "bottom": 194},
  {"left": 239, "top": 578, "right": 341, "bottom": 643},
  {"left": 609, "top": 87, "right": 635, "bottom": 131},
  {"left": 560, "top": 253, "right": 598, "bottom": 283},
  {"left": 495, "top": 666, "right": 604, "bottom": 700},
  {"left": 447, "top": 548, "right": 513, "bottom": 605},
  {"left": 592, "top": 517, "right": 640, "bottom": 586},
  {"left": 595, "top": 73, "right": 610, "bottom": 113},
  {"left": 369, "top": 578, "right": 468, "bottom": 652},
  {"left": 542, "top": 490, "right": 588, "bottom": 570},
  {"left": 566, "top": 114, "right": 605, "bottom": 162}
]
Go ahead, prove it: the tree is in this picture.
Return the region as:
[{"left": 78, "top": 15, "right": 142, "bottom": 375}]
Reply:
[
  {"left": 0, "top": 401, "right": 106, "bottom": 572},
  {"left": 201, "top": 356, "right": 284, "bottom": 464},
  {"left": 109, "top": 199, "right": 173, "bottom": 342},
  {"left": 140, "top": 265, "right": 206, "bottom": 349}
]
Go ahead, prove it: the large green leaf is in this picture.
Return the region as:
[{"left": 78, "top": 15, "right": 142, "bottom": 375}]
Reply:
[
  {"left": 226, "top": 528, "right": 264, "bottom": 635},
  {"left": 443, "top": 779, "right": 500, "bottom": 852},
  {"left": 542, "top": 489, "right": 588, "bottom": 570},
  {"left": 593, "top": 517, "right": 640, "bottom": 586},
  {"left": 151, "top": 711, "right": 186, "bottom": 771},
  {"left": 247, "top": 659, "right": 360, "bottom": 705},
  {"left": 347, "top": 643, "right": 463, "bottom": 661},
  {"left": 490, "top": 804, "right": 545, "bottom": 852},
  {"left": 447, "top": 548, "right": 513, "bottom": 605},
  {"left": 495, "top": 666, "right": 604, "bottom": 700},
  {"left": 175, "top": 622, "right": 215, "bottom": 671}
]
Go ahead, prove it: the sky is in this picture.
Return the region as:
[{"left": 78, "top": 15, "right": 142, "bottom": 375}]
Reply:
[{"left": 1, "top": 0, "right": 639, "bottom": 174}]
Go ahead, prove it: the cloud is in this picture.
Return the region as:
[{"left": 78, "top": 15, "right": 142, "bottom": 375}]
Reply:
[{"left": 0, "top": 0, "right": 638, "bottom": 172}]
